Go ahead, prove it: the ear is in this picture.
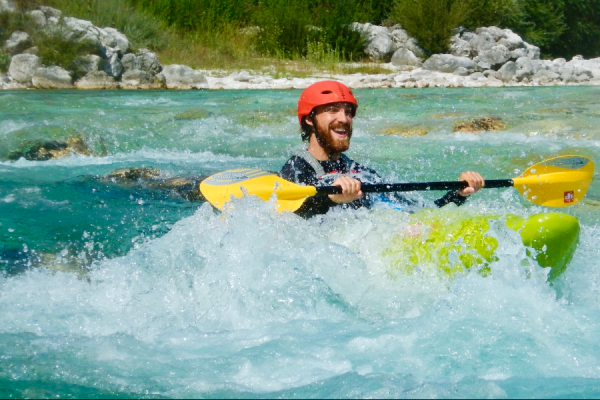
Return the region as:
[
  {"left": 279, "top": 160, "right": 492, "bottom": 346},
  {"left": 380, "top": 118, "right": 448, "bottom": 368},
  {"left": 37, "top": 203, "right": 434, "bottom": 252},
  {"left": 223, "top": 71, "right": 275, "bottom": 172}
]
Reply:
[{"left": 304, "top": 115, "right": 314, "bottom": 127}]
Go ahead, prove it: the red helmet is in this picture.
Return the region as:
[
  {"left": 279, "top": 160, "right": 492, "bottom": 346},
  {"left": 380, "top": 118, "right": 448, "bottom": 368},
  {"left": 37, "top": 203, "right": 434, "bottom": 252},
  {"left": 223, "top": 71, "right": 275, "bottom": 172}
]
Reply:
[{"left": 298, "top": 81, "right": 358, "bottom": 125}]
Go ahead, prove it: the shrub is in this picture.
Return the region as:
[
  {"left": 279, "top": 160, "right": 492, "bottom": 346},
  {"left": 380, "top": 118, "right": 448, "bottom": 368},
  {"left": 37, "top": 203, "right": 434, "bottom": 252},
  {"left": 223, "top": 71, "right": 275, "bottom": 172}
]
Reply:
[
  {"left": 0, "top": 49, "right": 10, "bottom": 73},
  {"left": 389, "top": 0, "right": 478, "bottom": 55},
  {"left": 34, "top": 31, "right": 100, "bottom": 79},
  {"left": 546, "top": 0, "right": 600, "bottom": 59}
]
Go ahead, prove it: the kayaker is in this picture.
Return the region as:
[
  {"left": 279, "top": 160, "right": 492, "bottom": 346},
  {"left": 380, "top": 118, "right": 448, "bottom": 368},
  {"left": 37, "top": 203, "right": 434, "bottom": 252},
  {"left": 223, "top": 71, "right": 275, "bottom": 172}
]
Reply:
[{"left": 280, "top": 80, "right": 485, "bottom": 218}]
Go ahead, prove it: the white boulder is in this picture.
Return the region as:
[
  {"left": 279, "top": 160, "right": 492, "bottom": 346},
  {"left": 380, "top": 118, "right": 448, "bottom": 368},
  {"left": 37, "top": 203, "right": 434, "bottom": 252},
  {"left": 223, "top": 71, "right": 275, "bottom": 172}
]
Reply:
[
  {"left": 162, "top": 65, "right": 208, "bottom": 89},
  {"left": 0, "top": 0, "right": 15, "bottom": 13},
  {"left": 497, "top": 61, "right": 517, "bottom": 82},
  {"left": 120, "top": 69, "right": 166, "bottom": 89},
  {"left": 101, "top": 27, "right": 130, "bottom": 55},
  {"left": 423, "top": 54, "right": 477, "bottom": 73},
  {"left": 475, "top": 44, "right": 511, "bottom": 67},
  {"left": 75, "top": 71, "right": 118, "bottom": 89},
  {"left": 28, "top": 10, "right": 47, "bottom": 26},
  {"left": 352, "top": 23, "right": 394, "bottom": 61},
  {"left": 391, "top": 48, "right": 422, "bottom": 67},
  {"left": 73, "top": 54, "right": 103, "bottom": 77},
  {"left": 450, "top": 37, "right": 472, "bottom": 57},
  {"left": 32, "top": 66, "right": 73, "bottom": 89},
  {"left": 4, "top": 31, "right": 31, "bottom": 55},
  {"left": 8, "top": 54, "right": 42, "bottom": 84}
]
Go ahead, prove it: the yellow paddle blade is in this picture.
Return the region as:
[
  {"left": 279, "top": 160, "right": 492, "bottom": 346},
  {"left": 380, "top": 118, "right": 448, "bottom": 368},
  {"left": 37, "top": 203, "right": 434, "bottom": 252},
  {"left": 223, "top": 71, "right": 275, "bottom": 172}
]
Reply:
[
  {"left": 513, "top": 155, "right": 594, "bottom": 207},
  {"left": 199, "top": 169, "right": 316, "bottom": 213}
]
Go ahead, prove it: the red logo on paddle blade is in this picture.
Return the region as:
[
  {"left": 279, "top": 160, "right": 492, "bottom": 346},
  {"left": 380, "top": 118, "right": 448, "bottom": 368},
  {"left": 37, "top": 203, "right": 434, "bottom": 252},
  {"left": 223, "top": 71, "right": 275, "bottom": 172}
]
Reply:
[{"left": 564, "top": 191, "right": 575, "bottom": 203}]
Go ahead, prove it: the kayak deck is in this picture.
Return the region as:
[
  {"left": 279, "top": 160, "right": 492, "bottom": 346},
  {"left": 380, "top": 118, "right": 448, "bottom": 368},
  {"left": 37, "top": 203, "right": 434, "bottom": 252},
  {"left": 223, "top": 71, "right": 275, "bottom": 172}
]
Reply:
[{"left": 384, "top": 210, "right": 579, "bottom": 281}]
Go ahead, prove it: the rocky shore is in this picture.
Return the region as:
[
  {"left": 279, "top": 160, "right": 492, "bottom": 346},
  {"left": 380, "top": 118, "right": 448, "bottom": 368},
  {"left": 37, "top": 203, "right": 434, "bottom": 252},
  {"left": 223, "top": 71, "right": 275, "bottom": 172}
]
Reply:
[{"left": 2, "top": 1, "right": 600, "bottom": 90}]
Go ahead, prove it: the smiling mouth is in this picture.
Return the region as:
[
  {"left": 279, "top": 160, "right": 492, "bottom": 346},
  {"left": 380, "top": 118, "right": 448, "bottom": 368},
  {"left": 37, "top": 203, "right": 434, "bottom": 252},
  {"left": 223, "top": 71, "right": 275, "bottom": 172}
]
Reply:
[{"left": 331, "top": 127, "right": 349, "bottom": 138}]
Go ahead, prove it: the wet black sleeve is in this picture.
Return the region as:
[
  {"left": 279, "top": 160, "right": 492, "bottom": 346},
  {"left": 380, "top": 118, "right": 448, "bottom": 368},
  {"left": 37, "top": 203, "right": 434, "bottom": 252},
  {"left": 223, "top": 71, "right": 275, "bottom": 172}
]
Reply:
[
  {"left": 280, "top": 156, "right": 337, "bottom": 218},
  {"left": 434, "top": 190, "right": 468, "bottom": 207}
]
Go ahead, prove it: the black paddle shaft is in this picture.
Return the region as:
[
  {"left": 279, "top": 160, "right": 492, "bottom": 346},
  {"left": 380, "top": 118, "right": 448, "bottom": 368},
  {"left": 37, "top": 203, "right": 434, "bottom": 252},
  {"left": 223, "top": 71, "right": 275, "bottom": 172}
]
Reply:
[{"left": 316, "top": 179, "right": 514, "bottom": 195}]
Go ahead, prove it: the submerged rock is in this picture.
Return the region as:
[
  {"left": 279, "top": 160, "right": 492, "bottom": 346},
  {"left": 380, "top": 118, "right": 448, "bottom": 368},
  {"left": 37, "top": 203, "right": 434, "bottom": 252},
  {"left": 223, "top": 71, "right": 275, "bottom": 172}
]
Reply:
[
  {"left": 104, "top": 168, "right": 205, "bottom": 201},
  {"left": 380, "top": 126, "right": 429, "bottom": 137},
  {"left": 8, "top": 137, "right": 91, "bottom": 161},
  {"left": 453, "top": 117, "right": 507, "bottom": 133},
  {"left": 107, "top": 168, "right": 162, "bottom": 181},
  {"left": 174, "top": 107, "right": 211, "bottom": 120}
]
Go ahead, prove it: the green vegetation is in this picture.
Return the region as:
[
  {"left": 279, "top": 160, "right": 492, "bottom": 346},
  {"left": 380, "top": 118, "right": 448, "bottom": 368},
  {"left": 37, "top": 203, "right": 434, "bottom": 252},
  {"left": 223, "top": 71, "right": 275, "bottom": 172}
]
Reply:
[
  {"left": 389, "top": 0, "right": 600, "bottom": 59},
  {"left": 389, "top": 0, "right": 477, "bottom": 55}
]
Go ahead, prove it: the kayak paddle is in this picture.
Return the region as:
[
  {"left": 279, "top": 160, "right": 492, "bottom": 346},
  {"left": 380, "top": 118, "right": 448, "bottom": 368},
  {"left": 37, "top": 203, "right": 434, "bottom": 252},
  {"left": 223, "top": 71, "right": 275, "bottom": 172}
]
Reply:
[{"left": 199, "top": 155, "right": 594, "bottom": 212}]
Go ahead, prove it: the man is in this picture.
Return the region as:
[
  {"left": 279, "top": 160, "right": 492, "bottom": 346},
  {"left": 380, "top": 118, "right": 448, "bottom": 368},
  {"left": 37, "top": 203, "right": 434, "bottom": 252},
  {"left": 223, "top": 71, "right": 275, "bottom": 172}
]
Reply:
[{"left": 280, "top": 80, "right": 485, "bottom": 218}]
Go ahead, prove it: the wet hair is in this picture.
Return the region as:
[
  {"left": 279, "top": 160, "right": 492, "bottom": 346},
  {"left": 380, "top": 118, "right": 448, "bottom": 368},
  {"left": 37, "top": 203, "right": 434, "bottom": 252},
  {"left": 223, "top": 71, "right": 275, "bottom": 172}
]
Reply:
[{"left": 300, "top": 113, "right": 315, "bottom": 142}]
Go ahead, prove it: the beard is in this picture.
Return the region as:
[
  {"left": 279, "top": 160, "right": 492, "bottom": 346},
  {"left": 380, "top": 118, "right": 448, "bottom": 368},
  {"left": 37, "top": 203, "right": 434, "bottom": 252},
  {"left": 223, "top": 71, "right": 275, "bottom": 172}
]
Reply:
[{"left": 314, "top": 120, "right": 353, "bottom": 155}]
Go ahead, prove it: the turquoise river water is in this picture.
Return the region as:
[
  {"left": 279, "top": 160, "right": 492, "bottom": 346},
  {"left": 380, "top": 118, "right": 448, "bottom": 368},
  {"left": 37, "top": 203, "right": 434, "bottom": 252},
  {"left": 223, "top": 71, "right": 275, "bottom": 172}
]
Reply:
[{"left": 1, "top": 87, "right": 600, "bottom": 398}]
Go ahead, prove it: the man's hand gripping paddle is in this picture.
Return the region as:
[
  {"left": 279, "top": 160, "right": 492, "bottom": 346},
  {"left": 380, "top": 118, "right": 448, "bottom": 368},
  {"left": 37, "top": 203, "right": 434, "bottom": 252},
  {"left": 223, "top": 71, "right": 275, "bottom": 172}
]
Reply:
[{"left": 199, "top": 155, "right": 594, "bottom": 213}]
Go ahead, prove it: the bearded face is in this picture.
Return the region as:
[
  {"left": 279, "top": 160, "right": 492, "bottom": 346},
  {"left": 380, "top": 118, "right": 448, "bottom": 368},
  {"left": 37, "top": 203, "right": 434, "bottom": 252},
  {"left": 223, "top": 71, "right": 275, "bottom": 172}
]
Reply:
[{"left": 310, "top": 102, "right": 354, "bottom": 155}]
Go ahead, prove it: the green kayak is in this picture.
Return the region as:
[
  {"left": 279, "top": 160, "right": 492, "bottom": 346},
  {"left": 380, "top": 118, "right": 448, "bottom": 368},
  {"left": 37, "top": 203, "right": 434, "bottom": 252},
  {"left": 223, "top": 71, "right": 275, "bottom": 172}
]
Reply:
[{"left": 384, "top": 210, "right": 580, "bottom": 281}]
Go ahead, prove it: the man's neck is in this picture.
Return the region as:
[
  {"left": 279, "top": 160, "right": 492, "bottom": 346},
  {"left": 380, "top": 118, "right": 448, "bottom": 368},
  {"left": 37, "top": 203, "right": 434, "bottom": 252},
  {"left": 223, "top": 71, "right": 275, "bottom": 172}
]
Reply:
[{"left": 307, "top": 137, "right": 340, "bottom": 161}]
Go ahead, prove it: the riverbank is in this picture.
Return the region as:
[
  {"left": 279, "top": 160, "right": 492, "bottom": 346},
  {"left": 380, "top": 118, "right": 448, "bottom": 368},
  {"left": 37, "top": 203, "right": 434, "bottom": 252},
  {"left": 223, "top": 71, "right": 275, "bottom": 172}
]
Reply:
[{"left": 2, "top": 3, "right": 600, "bottom": 90}]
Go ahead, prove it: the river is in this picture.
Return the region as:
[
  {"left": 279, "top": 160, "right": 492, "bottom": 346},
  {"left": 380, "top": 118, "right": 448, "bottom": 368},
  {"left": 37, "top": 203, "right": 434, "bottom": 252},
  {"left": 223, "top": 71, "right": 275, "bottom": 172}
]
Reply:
[{"left": 1, "top": 87, "right": 600, "bottom": 398}]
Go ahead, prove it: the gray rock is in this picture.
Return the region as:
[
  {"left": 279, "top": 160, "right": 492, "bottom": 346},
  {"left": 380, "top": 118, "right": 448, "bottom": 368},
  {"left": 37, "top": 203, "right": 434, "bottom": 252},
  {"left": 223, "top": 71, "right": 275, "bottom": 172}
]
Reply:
[
  {"left": 74, "top": 70, "right": 118, "bottom": 89},
  {"left": 234, "top": 70, "right": 252, "bottom": 82},
  {"left": 476, "top": 26, "right": 506, "bottom": 41},
  {"left": 162, "top": 64, "right": 208, "bottom": 89},
  {"left": 391, "top": 28, "right": 409, "bottom": 45},
  {"left": 449, "top": 36, "right": 471, "bottom": 57},
  {"left": 8, "top": 54, "right": 42, "bottom": 84},
  {"left": 525, "top": 43, "right": 540, "bottom": 60},
  {"left": 470, "top": 32, "right": 496, "bottom": 53},
  {"left": 497, "top": 31, "right": 525, "bottom": 51},
  {"left": 103, "top": 27, "right": 130, "bottom": 55},
  {"left": 73, "top": 54, "right": 102, "bottom": 76},
  {"left": 553, "top": 58, "right": 567, "bottom": 68},
  {"left": 352, "top": 23, "right": 394, "bottom": 61},
  {"left": 477, "top": 61, "right": 492, "bottom": 71},
  {"left": 4, "top": 31, "right": 32, "bottom": 55},
  {"left": 103, "top": 53, "right": 123, "bottom": 78},
  {"left": 510, "top": 48, "right": 528, "bottom": 59},
  {"left": 121, "top": 53, "right": 137, "bottom": 72},
  {"left": 423, "top": 54, "right": 476, "bottom": 73},
  {"left": 469, "top": 72, "right": 485, "bottom": 80},
  {"left": 515, "top": 57, "right": 536, "bottom": 81},
  {"left": 475, "top": 44, "right": 511, "bottom": 67},
  {"left": 391, "top": 48, "right": 422, "bottom": 67},
  {"left": 0, "top": 0, "right": 15, "bottom": 12},
  {"left": 120, "top": 69, "right": 166, "bottom": 89},
  {"left": 136, "top": 49, "right": 162, "bottom": 75},
  {"left": 497, "top": 61, "right": 517, "bottom": 82},
  {"left": 483, "top": 69, "right": 498, "bottom": 79},
  {"left": 62, "top": 17, "right": 102, "bottom": 48},
  {"left": 560, "top": 61, "right": 593, "bottom": 83},
  {"left": 39, "top": 6, "right": 62, "bottom": 19},
  {"left": 453, "top": 67, "right": 471, "bottom": 76},
  {"left": 533, "top": 68, "right": 560, "bottom": 84},
  {"left": 32, "top": 66, "right": 73, "bottom": 89},
  {"left": 28, "top": 10, "right": 47, "bottom": 26}
]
